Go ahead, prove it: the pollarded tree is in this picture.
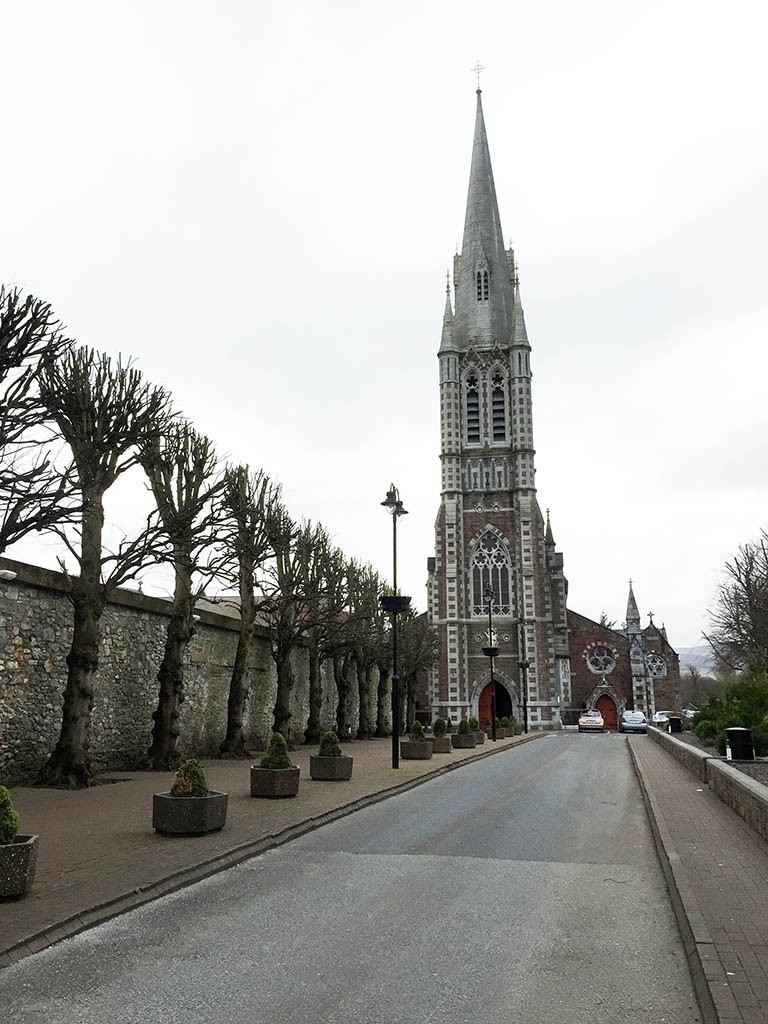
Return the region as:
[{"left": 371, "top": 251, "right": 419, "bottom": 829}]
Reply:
[
  {"left": 0, "top": 286, "right": 75, "bottom": 553},
  {"left": 303, "top": 540, "right": 349, "bottom": 745},
  {"left": 217, "top": 465, "right": 282, "bottom": 757},
  {"left": 707, "top": 531, "right": 768, "bottom": 671},
  {"left": 262, "top": 513, "right": 350, "bottom": 741},
  {"left": 37, "top": 347, "right": 173, "bottom": 788},
  {"left": 345, "top": 561, "right": 386, "bottom": 739},
  {"left": 398, "top": 609, "right": 438, "bottom": 731},
  {"left": 139, "top": 423, "right": 225, "bottom": 770}
]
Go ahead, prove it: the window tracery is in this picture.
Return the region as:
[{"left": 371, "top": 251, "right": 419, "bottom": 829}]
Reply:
[{"left": 471, "top": 531, "right": 513, "bottom": 616}]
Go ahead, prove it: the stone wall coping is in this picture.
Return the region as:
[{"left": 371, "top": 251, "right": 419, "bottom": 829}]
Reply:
[
  {"left": 0, "top": 555, "right": 270, "bottom": 641},
  {"left": 707, "top": 756, "right": 768, "bottom": 808}
]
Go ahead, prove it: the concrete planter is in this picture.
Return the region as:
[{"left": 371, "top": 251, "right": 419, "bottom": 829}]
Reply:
[
  {"left": 152, "top": 792, "right": 228, "bottom": 836},
  {"left": 494, "top": 728, "right": 506, "bottom": 739},
  {"left": 0, "top": 834, "right": 39, "bottom": 899},
  {"left": 309, "top": 755, "right": 353, "bottom": 781},
  {"left": 250, "top": 766, "right": 300, "bottom": 798},
  {"left": 451, "top": 733, "right": 477, "bottom": 749},
  {"left": 474, "top": 731, "right": 486, "bottom": 745},
  {"left": 400, "top": 740, "right": 433, "bottom": 760},
  {"left": 432, "top": 736, "right": 453, "bottom": 753}
]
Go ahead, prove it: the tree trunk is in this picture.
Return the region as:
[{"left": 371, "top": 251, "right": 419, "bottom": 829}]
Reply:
[
  {"left": 38, "top": 493, "right": 105, "bottom": 788},
  {"left": 147, "top": 557, "right": 193, "bottom": 770},
  {"left": 334, "top": 651, "right": 353, "bottom": 739},
  {"left": 304, "top": 635, "right": 322, "bottom": 745},
  {"left": 273, "top": 631, "right": 295, "bottom": 741},
  {"left": 356, "top": 650, "right": 373, "bottom": 738},
  {"left": 220, "top": 578, "right": 256, "bottom": 757},
  {"left": 375, "top": 662, "right": 390, "bottom": 737}
]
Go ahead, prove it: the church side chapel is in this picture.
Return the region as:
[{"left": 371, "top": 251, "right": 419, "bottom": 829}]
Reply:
[{"left": 425, "top": 87, "right": 680, "bottom": 729}]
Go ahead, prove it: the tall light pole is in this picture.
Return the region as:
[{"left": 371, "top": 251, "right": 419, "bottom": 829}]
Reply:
[
  {"left": 379, "top": 484, "right": 410, "bottom": 768},
  {"left": 481, "top": 585, "right": 498, "bottom": 741},
  {"left": 518, "top": 615, "right": 529, "bottom": 734}
]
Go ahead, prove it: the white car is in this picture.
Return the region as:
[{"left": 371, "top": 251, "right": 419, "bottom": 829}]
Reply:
[
  {"left": 618, "top": 710, "right": 648, "bottom": 734},
  {"left": 652, "top": 710, "right": 672, "bottom": 725}
]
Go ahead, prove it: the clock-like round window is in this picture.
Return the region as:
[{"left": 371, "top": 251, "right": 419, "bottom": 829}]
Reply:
[
  {"left": 584, "top": 644, "right": 617, "bottom": 674},
  {"left": 646, "top": 653, "right": 667, "bottom": 677}
]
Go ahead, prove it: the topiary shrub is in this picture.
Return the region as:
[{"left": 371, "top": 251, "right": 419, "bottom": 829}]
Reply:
[
  {"left": 457, "top": 719, "right": 471, "bottom": 736},
  {"left": 318, "top": 731, "right": 342, "bottom": 758},
  {"left": 500, "top": 716, "right": 510, "bottom": 729},
  {"left": 445, "top": 717, "right": 453, "bottom": 733},
  {"left": 468, "top": 716, "right": 479, "bottom": 732},
  {"left": 170, "top": 759, "right": 209, "bottom": 797},
  {"left": 0, "top": 786, "right": 20, "bottom": 844},
  {"left": 482, "top": 718, "right": 492, "bottom": 732},
  {"left": 260, "top": 732, "right": 294, "bottom": 770},
  {"left": 410, "top": 719, "right": 425, "bottom": 741},
  {"left": 433, "top": 716, "right": 447, "bottom": 737}
]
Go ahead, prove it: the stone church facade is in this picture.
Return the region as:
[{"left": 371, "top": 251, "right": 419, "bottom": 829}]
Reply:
[{"left": 425, "top": 91, "right": 680, "bottom": 729}]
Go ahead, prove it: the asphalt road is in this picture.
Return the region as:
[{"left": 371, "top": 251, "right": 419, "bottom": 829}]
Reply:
[{"left": 0, "top": 733, "right": 701, "bottom": 1023}]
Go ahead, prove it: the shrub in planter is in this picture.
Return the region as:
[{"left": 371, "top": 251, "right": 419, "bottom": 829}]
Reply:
[
  {"left": 401, "top": 719, "right": 433, "bottom": 760},
  {"left": 452, "top": 718, "right": 477, "bottom": 749},
  {"left": 431, "top": 716, "right": 452, "bottom": 753},
  {"left": 445, "top": 717, "right": 453, "bottom": 734},
  {"left": 310, "top": 730, "right": 353, "bottom": 781},
  {"left": 494, "top": 717, "right": 506, "bottom": 739},
  {"left": 251, "top": 732, "right": 301, "bottom": 797},
  {"left": 468, "top": 715, "right": 485, "bottom": 744},
  {"left": 0, "top": 786, "right": 39, "bottom": 900},
  {"left": 153, "top": 759, "right": 228, "bottom": 836}
]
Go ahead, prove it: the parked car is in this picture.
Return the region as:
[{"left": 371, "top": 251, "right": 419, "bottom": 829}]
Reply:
[
  {"left": 578, "top": 709, "right": 604, "bottom": 733},
  {"left": 652, "top": 710, "right": 672, "bottom": 725},
  {"left": 682, "top": 708, "right": 697, "bottom": 719},
  {"left": 618, "top": 710, "right": 648, "bottom": 734}
]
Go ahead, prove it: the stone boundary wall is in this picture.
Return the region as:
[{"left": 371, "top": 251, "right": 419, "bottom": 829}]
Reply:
[
  {"left": 648, "top": 726, "right": 768, "bottom": 842},
  {"left": 0, "top": 557, "right": 372, "bottom": 784}
]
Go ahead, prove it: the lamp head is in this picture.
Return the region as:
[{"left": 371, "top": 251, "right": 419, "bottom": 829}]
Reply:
[
  {"left": 0, "top": 570, "right": 17, "bottom": 581},
  {"left": 381, "top": 483, "right": 408, "bottom": 516},
  {"left": 484, "top": 585, "right": 495, "bottom": 604}
]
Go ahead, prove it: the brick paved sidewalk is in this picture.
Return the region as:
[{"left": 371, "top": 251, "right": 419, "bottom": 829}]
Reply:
[
  {"left": 629, "top": 736, "right": 768, "bottom": 1024},
  {"left": 1, "top": 733, "right": 537, "bottom": 967}
]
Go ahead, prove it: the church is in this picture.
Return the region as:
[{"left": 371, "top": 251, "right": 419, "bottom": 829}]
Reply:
[{"left": 425, "top": 90, "right": 680, "bottom": 729}]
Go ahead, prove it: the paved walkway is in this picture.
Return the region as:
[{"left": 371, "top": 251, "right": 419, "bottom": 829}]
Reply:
[
  {"left": 629, "top": 736, "right": 768, "bottom": 1024},
  {"left": 3, "top": 732, "right": 768, "bottom": 1024}
]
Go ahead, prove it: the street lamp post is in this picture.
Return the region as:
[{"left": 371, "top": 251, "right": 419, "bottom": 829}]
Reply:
[
  {"left": 379, "top": 484, "right": 410, "bottom": 769},
  {"left": 481, "top": 585, "right": 498, "bottom": 741},
  {"left": 518, "top": 616, "right": 529, "bottom": 734}
]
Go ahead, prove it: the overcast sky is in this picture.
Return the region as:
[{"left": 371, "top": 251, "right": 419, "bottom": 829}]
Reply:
[{"left": 2, "top": 1, "right": 767, "bottom": 649}]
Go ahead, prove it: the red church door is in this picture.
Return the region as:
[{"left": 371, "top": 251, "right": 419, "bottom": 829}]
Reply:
[
  {"left": 478, "top": 684, "right": 493, "bottom": 727},
  {"left": 596, "top": 694, "right": 617, "bottom": 731}
]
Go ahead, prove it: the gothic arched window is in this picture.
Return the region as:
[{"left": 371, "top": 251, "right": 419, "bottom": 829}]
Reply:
[
  {"left": 491, "top": 370, "right": 506, "bottom": 441},
  {"left": 471, "top": 531, "right": 513, "bottom": 615},
  {"left": 465, "top": 372, "right": 480, "bottom": 443}
]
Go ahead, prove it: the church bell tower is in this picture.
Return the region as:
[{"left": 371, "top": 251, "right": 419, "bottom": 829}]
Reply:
[{"left": 427, "top": 90, "right": 570, "bottom": 728}]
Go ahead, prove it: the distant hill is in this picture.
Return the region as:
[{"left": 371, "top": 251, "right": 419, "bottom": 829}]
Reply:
[{"left": 676, "top": 646, "right": 715, "bottom": 674}]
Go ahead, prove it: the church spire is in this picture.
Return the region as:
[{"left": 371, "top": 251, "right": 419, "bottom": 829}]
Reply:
[
  {"left": 454, "top": 90, "right": 515, "bottom": 348},
  {"left": 439, "top": 275, "right": 456, "bottom": 353},
  {"left": 626, "top": 580, "right": 641, "bottom": 629}
]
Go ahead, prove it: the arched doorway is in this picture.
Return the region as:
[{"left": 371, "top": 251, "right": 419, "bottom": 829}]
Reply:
[
  {"left": 595, "top": 693, "right": 618, "bottom": 731},
  {"left": 478, "top": 681, "right": 513, "bottom": 726}
]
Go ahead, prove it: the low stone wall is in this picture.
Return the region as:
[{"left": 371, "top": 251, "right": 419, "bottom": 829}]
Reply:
[
  {"left": 648, "top": 726, "right": 768, "bottom": 843},
  {"left": 707, "top": 759, "right": 768, "bottom": 843},
  {"left": 0, "top": 558, "right": 380, "bottom": 784},
  {"left": 648, "top": 725, "right": 710, "bottom": 782}
]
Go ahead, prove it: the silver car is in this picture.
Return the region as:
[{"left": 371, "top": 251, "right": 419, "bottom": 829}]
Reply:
[{"left": 618, "top": 710, "right": 648, "bottom": 734}]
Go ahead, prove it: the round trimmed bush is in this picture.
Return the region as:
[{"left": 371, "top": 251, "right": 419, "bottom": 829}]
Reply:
[
  {"left": 433, "top": 716, "right": 447, "bottom": 737},
  {"left": 260, "top": 732, "right": 293, "bottom": 770},
  {"left": 318, "top": 731, "right": 342, "bottom": 758},
  {"left": 410, "top": 719, "right": 425, "bottom": 741},
  {"left": 0, "top": 786, "right": 19, "bottom": 844},
  {"left": 457, "top": 719, "right": 471, "bottom": 736},
  {"left": 170, "top": 759, "right": 209, "bottom": 797},
  {"left": 468, "top": 716, "right": 479, "bottom": 732}
]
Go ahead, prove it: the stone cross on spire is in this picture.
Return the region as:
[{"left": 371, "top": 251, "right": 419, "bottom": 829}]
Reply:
[{"left": 470, "top": 60, "right": 487, "bottom": 90}]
